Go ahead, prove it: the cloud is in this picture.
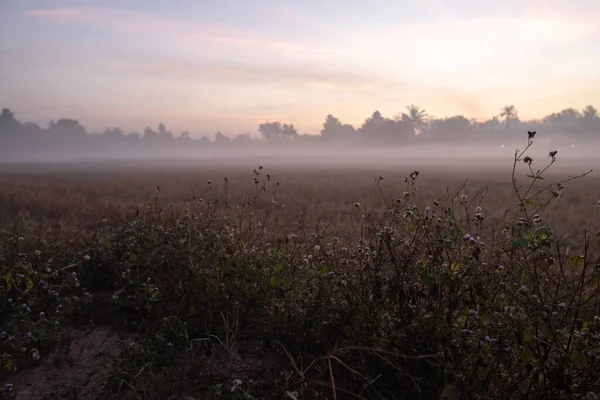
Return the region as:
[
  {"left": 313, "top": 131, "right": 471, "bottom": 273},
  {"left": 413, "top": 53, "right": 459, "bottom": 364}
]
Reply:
[
  {"left": 112, "top": 58, "right": 409, "bottom": 93},
  {"left": 25, "top": 7, "right": 345, "bottom": 56}
]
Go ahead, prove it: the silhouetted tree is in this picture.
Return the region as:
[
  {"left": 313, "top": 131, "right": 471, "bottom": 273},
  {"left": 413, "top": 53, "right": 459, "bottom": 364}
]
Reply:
[
  {"left": 214, "top": 131, "right": 231, "bottom": 145},
  {"left": 259, "top": 121, "right": 297, "bottom": 142},
  {"left": 320, "top": 114, "right": 356, "bottom": 142},
  {"left": 400, "top": 105, "right": 428, "bottom": 135},
  {"left": 500, "top": 105, "right": 517, "bottom": 131}
]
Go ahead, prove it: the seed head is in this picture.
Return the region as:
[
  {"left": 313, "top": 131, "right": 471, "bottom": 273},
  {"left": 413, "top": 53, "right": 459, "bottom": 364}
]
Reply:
[
  {"left": 523, "top": 156, "right": 533, "bottom": 165},
  {"left": 207, "top": 180, "right": 211, "bottom": 185},
  {"left": 549, "top": 150, "right": 558, "bottom": 159},
  {"left": 527, "top": 130, "right": 536, "bottom": 140}
]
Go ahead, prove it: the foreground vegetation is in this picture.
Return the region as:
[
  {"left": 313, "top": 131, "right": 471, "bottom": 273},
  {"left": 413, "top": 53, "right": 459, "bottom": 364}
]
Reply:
[{"left": 1, "top": 133, "right": 600, "bottom": 399}]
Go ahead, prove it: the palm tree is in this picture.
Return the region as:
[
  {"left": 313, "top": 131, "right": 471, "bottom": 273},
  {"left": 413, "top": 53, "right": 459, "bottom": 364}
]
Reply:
[
  {"left": 500, "top": 105, "right": 517, "bottom": 132},
  {"left": 400, "top": 105, "right": 428, "bottom": 135}
]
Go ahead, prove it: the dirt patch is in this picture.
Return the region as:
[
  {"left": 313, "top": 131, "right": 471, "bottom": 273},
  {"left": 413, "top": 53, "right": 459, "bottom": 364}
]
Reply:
[{"left": 8, "top": 328, "right": 122, "bottom": 400}]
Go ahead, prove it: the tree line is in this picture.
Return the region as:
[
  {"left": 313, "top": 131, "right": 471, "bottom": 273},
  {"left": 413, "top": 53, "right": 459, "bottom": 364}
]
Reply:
[{"left": 1, "top": 104, "right": 598, "bottom": 158}]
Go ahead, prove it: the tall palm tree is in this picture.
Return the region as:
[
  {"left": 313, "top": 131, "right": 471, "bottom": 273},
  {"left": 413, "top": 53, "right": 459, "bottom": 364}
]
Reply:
[
  {"left": 500, "top": 105, "right": 517, "bottom": 132},
  {"left": 401, "top": 105, "right": 428, "bottom": 135}
]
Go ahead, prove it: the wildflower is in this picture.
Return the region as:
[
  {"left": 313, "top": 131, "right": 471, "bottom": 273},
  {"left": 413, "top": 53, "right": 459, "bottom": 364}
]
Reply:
[
  {"left": 463, "top": 234, "right": 472, "bottom": 241},
  {"left": 20, "top": 347, "right": 26, "bottom": 353},
  {"left": 460, "top": 194, "right": 467, "bottom": 202},
  {"left": 35, "top": 250, "right": 42, "bottom": 256},
  {"left": 285, "top": 391, "right": 300, "bottom": 400},
  {"left": 5, "top": 383, "right": 13, "bottom": 390},
  {"left": 504, "top": 346, "right": 512, "bottom": 352},
  {"left": 403, "top": 191, "right": 410, "bottom": 198},
  {"left": 83, "top": 255, "right": 90, "bottom": 261},
  {"left": 558, "top": 302, "right": 567, "bottom": 309},
  {"left": 31, "top": 348, "right": 40, "bottom": 360},
  {"left": 18, "top": 237, "right": 24, "bottom": 241},
  {"left": 523, "top": 156, "right": 533, "bottom": 165},
  {"left": 485, "top": 336, "right": 497, "bottom": 342},
  {"left": 314, "top": 245, "right": 320, "bottom": 252},
  {"left": 468, "top": 309, "right": 478, "bottom": 316},
  {"left": 231, "top": 379, "right": 243, "bottom": 393},
  {"left": 354, "top": 202, "right": 360, "bottom": 208},
  {"left": 410, "top": 170, "right": 419, "bottom": 180},
  {"left": 425, "top": 207, "right": 431, "bottom": 214},
  {"left": 39, "top": 312, "right": 45, "bottom": 318},
  {"left": 474, "top": 213, "right": 484, "bottom": 221},
  {"left": 586, "top": 351, "right": 595, "bottom": 358},
  {"left": 207, "top": 180, "right": 211, "bottom": 185},
  {"left": 497, "top": 265, "right": 504, "bottom": 271},
  {"left": 476, "top": 206, "right": 482, "bottom": 213},
  {"left": 462, "top": 329, "right": 473, "bottom": 335},
  {"left": 527, "top": 130, "right": 536, "bottom": 140}
]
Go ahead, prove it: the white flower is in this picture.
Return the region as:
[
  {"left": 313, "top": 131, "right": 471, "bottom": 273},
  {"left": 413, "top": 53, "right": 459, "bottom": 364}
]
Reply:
[
  {"left": 83, "top": 255, "right": 91, "bottom": 261},
  {"left": 35, "top": 250, "right": 42, "bottom": 256},
  {"left": 31, "top": 348, "right": 40, "bottom": 360},
  {"left": 460, "top": 194, "right": 468, "bottom": 202}
]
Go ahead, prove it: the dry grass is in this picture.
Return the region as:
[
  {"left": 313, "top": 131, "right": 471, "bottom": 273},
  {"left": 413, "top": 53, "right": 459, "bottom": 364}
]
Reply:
[{"left": 1, "top": 161, "right": 598, "bottom": 247}]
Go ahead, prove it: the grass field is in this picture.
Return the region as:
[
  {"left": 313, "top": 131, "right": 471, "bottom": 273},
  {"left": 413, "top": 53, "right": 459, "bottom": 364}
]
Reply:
[{"left": 1, "top": 145, "right": 600, "bottom": 399}]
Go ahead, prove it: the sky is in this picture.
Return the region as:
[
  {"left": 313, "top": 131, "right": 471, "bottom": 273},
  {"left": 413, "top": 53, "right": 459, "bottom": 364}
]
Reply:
[{"left": 1, "top": 0, "right": 600, "bottom": 137}]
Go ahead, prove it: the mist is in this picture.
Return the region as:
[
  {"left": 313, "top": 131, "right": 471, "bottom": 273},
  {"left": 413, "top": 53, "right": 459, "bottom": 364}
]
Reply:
[{"left": 1, "top": 106, "right": 599, "bottom": 173}]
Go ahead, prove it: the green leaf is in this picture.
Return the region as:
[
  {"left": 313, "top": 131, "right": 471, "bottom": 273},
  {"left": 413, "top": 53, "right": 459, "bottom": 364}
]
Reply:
[
  {"left": 269, "top": 275, "right": 280, "bottom": 289},
  {"left": 512, "top": 237, "right": 529, "bottom": 248},
  {"left": 25, "top": 277, "right": 33, "bottom": 291},
  {"left": 450, "top": 261, "right": 461, "bottom": 273},
  {"left": 523, "top": 197, "right": 534, "bottom": 206},
  {"left": 534, "top": 225, "right": 553, "bottom": 237},
  {"left": 568, "top": 255, "right": 585, "bottom": 272}
]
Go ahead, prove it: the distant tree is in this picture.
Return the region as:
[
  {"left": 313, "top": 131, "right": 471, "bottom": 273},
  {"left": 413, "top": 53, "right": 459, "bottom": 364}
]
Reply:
[
  {"left": 157, "top": 123, "right": 174, "bottom": 140},
  {"left": 320, "top": 114, "right": 356, "bottom": 142},
  {"left": 127, "top": 131, "right": 141, "bottom": 140},
  {"left": 582, "top": 105, "right": 598, "bottom": 120},
  {"left": 214, "top": 131, "right": 231, "bottom": 144},
  {"left": 427, "top": 116, "right": 473, "bottom": 141},
  {"left": 0, "top": 108, "right": 17, "bottom": 127},
  {"left": 48, "top": 119, "right": 88, "bottom": 140},
  {"left": 500, "top": 105, "right": 517, "bottom": 131},
  {"left": 258, "top": 121, "right": 297, "bottom": 142},
  {"left": 143, "top": 127, "right": 158, "bottom": 141},
  {"left": 559, "top": 108, "right": 581, "bottom": 120},
  {"left": 400, "top": 105, "right": 428, "bottom": 135},
  {"left": 178, "top": 131, "right": 191, "bottom": 140},
  {"left": 358, "top": 111, "right": 385, "bottom": 140}
]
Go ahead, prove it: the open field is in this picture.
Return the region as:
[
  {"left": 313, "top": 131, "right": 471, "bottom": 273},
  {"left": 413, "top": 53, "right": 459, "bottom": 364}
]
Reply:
[
  {"left": 1, "top": 152, "right": 600, "bottom": 399},
  {"left": 1, "top": 158, "right": 599, "bottom": 246}
]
